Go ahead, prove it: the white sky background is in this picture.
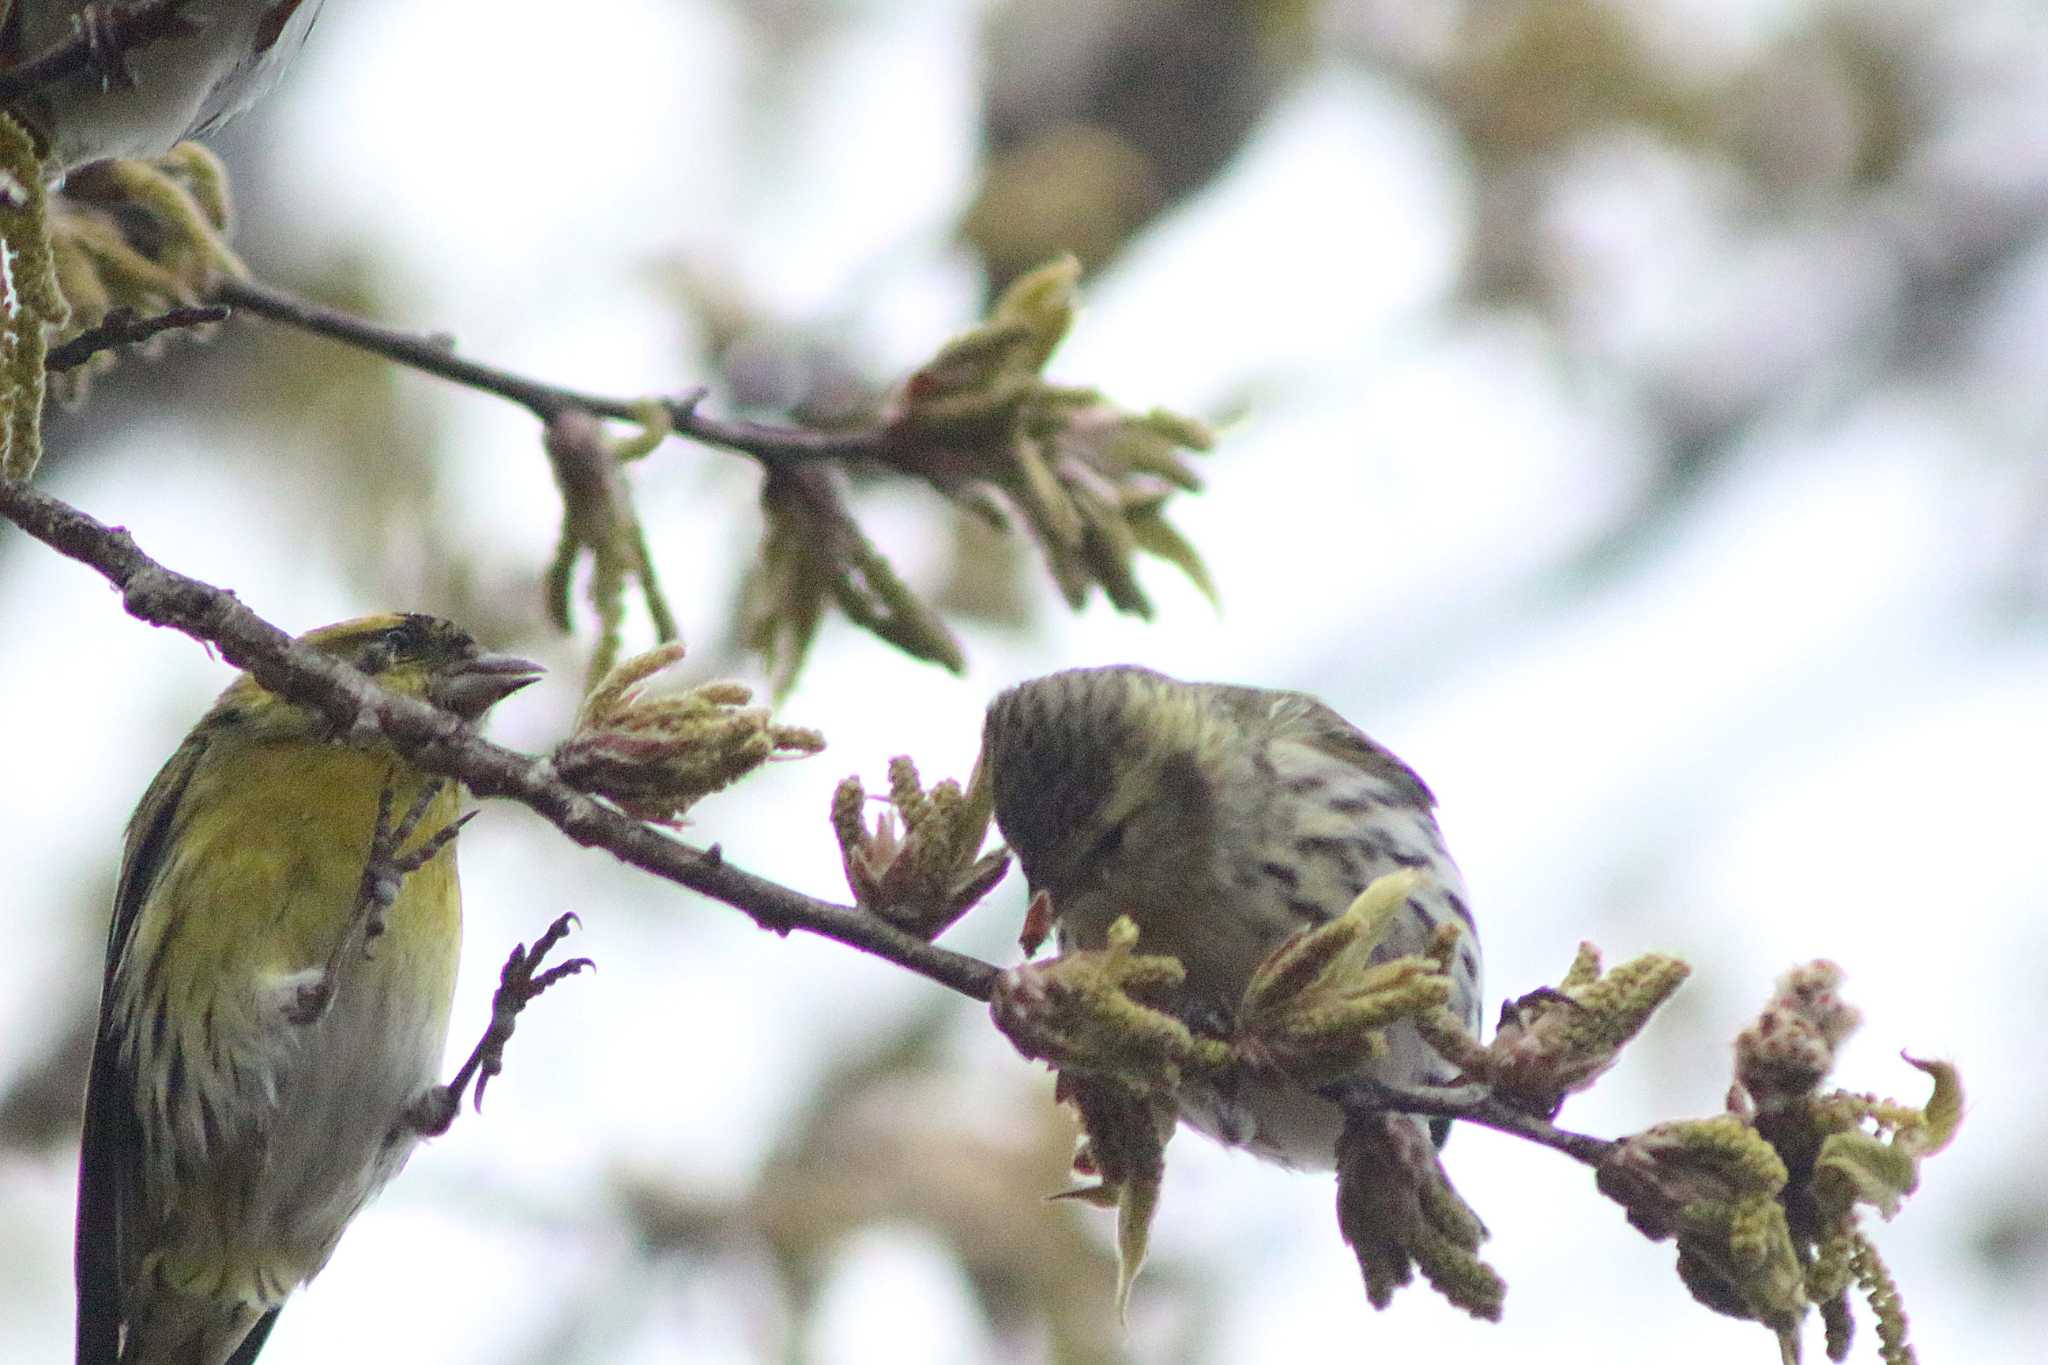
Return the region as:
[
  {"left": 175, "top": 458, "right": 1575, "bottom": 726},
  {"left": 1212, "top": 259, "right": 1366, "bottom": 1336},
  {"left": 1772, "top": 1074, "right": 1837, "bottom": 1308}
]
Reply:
[{"left": 4, "top": 0, "right": 2047, "bottom": 1362}]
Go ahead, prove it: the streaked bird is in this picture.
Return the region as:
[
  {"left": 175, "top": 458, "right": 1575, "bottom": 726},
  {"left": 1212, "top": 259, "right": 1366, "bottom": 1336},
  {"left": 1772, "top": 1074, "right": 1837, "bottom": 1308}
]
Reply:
[
  {"left": 76, "top": 613, "right": 540, "bottom": 1365},
  {"left": 983, "top": 664, "right": 1481, "bottom": 1167}
]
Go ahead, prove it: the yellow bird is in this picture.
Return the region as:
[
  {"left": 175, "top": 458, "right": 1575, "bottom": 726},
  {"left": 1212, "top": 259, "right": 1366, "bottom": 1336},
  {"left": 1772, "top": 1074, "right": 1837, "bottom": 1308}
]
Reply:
[{"left": 75, "top": 614, "right": 543, "bottom": 1365}]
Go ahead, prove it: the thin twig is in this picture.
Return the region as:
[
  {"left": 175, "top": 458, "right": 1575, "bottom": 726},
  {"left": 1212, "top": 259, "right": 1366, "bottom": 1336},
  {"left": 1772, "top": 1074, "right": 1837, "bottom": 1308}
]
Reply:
[
  {"left": 1325, "top": 1077, "right": 1618, "bottom": 1166},
  {"left": 0, "top": 0, "right": 193, "bottom": 105},
  {"left": 212, "top": 275, "right": 894, "bottom": 465},
  {"left": 44, "top": 304, "right": 228, "bottom": 371}
]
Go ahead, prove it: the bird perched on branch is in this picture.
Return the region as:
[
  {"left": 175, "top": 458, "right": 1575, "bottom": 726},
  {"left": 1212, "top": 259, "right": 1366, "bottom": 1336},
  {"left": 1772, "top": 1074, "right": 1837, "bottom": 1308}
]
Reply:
[
  {"left": 3, "top": 1, "right": 326, "bottom": 172},
  {"left": 75, "top": 614, "right": 542, "bottom": 1365},
  {"left": 982, "top": 664, "right": 1482, "bottom": 1167}
]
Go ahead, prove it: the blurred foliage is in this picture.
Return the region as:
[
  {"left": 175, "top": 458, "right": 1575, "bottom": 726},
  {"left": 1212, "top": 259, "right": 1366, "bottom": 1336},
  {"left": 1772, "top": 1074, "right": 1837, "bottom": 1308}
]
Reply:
[
  {"left": 743, "top": 460, "right": 970, "bottom": 695},
  {"left": 0, "top": 110, "right": 62, "bottom": 479},
  {"left": 969, "top": 0, "right": 1316, "bottom": 295},
  {"left": 41, "top": 145, "right": 243, "bottom": 409},
  {"left": 1341, "top": 0, "right": 2043, "bottom": 568},
  {"left": 207, "top": 250, "right": 506, "bottom": 635},
  {"left": 603, "top": 1006, "right": 1215, "bottom": 1364},
  {"left": 542, "top": 406, "right": 679, "bottom": 690},
  {"left": 0, "top": 1011, "right": 91, "bottom": 1149}
]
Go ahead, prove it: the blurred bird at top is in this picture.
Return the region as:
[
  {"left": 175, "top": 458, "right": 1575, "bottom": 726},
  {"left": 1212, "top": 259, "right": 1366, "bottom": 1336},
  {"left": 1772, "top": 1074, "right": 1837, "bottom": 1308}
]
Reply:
[
  {"left": 983, "top": 665, "right": 1481, "bottom": 1168},
  {"left": 75, "top": 614, "right": 541, "bottom": 1365},
  {"left": 2, "top": 0, "right": 325, "bottom": 172},
  {"left": 965, "top": 0, "right": 1311, "bottom": 297}
]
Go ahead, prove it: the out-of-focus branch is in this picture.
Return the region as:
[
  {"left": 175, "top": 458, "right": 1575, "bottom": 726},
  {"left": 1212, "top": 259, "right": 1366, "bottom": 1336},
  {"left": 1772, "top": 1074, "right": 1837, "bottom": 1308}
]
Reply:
[
  {"left": 211, "top": 276, "right": 892, "bottom": 464},
  {"left": 43, "top": 303, "right": 227, "bottom": 371}
]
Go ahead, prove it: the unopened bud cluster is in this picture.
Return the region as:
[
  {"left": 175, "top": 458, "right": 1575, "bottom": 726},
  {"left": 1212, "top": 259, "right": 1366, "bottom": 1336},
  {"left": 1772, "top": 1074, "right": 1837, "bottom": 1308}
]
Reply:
[
  {"left": 831, "top": 756, "right": 1009, "bottom": 940},
  {"left": 552, "top": 643, "right": 822, "bottom": 824}
]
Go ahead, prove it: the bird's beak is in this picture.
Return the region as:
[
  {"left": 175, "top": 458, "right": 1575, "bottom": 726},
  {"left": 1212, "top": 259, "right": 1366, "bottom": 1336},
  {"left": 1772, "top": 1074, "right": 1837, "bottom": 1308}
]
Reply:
[
  {"left": 435, "top": 652, "right": 545, "bottom": 719},
  {"left": 1018, "top": 887, "right": 1056, "bottom": 956}
]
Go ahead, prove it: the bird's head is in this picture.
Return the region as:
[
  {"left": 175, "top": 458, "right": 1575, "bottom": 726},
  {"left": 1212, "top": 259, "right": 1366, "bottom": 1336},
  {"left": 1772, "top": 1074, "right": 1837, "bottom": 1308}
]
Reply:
[
  {"left": 210, "top": 613, "right": 543, "bottom": 738},
  {"left": 981, "top": 665, "right": 1229, "bottom": 909}
]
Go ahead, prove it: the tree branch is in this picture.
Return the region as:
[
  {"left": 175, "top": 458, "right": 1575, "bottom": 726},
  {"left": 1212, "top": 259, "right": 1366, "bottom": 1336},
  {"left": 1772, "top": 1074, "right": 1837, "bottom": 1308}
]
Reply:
[
  {"left": 0, "top": 475, "right": 997, "bottom": 1001},
  {"left": 212, "top": 276, "right": 894, "bottom": 465},
  {"left": 0, "top": 475, "right": 1634, "bottom": 1168},
  {"left": 1326, "top": 1077, "right": 1617, "bottom": 1166},
  {"left": 44, "top": 303, "right": 228, "bottom": 371}
]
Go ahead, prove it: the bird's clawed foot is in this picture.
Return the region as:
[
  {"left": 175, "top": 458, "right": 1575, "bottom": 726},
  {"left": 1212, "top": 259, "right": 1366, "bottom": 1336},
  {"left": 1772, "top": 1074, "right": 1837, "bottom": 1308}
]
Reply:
[
  {"left": 404, "top": 912, "right": 593, "bottom": 1138},
  {"left": 286, "top": 779, "right": 467, "bottom": 1026}
]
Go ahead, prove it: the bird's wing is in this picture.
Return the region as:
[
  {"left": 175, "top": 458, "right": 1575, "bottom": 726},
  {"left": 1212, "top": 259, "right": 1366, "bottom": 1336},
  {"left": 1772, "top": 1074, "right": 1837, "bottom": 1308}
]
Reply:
[
  {"left": 223, "top": 1308, "right": 283, "bottom": 1365},
  {"left": 1215, "top": 684, "right": 1438, "bottom": 807},
  {"left": 75, "top": 730, "right": 209, "bottom": 1365}
]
